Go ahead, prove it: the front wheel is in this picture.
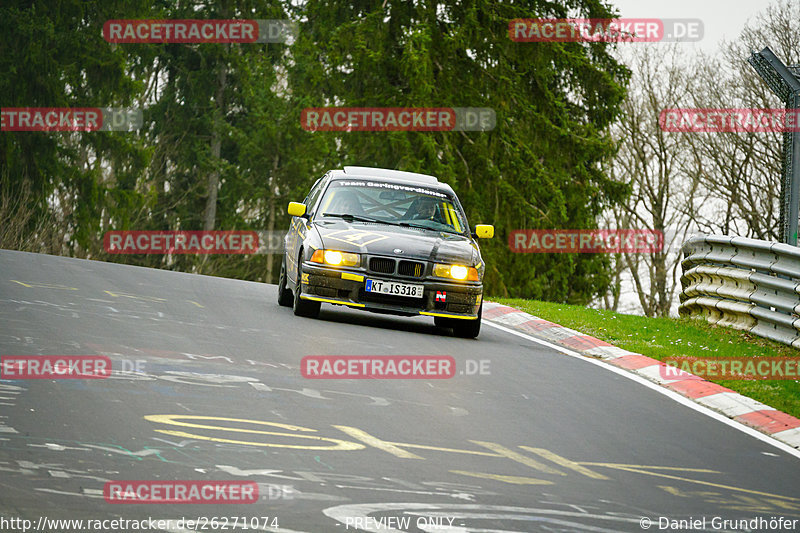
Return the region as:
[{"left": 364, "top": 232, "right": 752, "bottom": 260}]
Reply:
[
  {"left": 277, "top": 258, "right": 293, "bottom": 307},
  {"left": 451, "top": 303, "right": 482, "bottom": 339},
  {"left": 293, "top": 258, "right": 320, "bottom": 318}
]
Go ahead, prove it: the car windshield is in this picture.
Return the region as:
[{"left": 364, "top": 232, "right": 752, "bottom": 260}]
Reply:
[{"left": 316, "top": 180, "right": 468, "bottom": 234}]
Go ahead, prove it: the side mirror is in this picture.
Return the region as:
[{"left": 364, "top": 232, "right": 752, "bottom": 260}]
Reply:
[
  {"left": 475, "top": 224, "right": 494, "bottom": 239},
  {"left": 287, "top": 202, "right": 307, "bottom": 217}
]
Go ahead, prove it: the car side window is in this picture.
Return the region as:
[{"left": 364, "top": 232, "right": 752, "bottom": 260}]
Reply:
[
  {"left": 303, "top": 179, "right": 321, "bottom": 204},
  {"left": 305, "top": 178, "right": 330, "bottom": 217},
  {"left": 303, "top": 177, "right": 326, "bottom": 212}
]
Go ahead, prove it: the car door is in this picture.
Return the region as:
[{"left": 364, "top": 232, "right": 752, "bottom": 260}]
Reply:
[{"left": 287, "top": 175, "right": 326, "bottom": 284}]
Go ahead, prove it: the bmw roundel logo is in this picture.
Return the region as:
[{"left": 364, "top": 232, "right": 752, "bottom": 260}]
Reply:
[{"left": 394, "top": 248, "right": 404, "bottom": 254}]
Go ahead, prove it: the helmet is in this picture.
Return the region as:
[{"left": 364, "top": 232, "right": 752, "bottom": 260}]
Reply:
[{"left": 331, "top": 190, "right": 363, "bottom": 215}]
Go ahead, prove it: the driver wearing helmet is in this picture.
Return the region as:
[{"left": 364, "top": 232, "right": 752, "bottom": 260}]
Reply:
[
  {"left": 331, "top": 190, "right": 363, "bottom": 215},
  {"left": 408, "top": 197, "right": 440, "bottom": 221}
]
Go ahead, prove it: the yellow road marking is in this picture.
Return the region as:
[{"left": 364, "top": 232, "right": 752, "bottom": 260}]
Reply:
[
  {"left": 450, "top": 470, "right": 552, "bottom": 485},
  {"left": 660, "top": 486, "right": 800, "bottom": 513},
  {"left": 104, "top": 290, "right": 166, "bottom": 302},
  {"left": 187, "top": 300, "right": 204, "bottom": 308},
  {"left": 660, "top": 486, "right": 726, "bottom": 498},
  {"left": 580, "top": 462, "right": 719, "bottom": 473},
  {"left": 333, "top": 426, "right": 424, "bottom": 459},
  {"left": 519, "top": 446, "right": 609, "bottom": 480},
  {"left": 141, "top": 416, "right": 800, "bottom": 504},
  {"left": 586, "top": 462, "right": 800, "bottom": 502},
  {"left": 10, "top": 280, "right": 77, "bottom": 290},
  {"left": 763, "top": 499, "right": 800, "bottom": 510},
  {"left": 145, "top": 415, "right": 364, "bottom": 451},
  {"left": 470, "top": 441, "right": 566, "bottom": 476},
  {"left": 152, "top": 429, "right": 361, "bottom": 450},
  {"left": 392, "top": 443, "right": 499, "bottom": 456},
  {"left": 145, "top": 415, "right": 312, "bottom": 432},
  {"left": 331, "top": 426, "right": 499, "bottom": 457}
]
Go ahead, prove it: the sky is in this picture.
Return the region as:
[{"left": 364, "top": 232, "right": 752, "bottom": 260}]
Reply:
[{"left": 608, "top": 0, "right": 772, "bottom": 53}]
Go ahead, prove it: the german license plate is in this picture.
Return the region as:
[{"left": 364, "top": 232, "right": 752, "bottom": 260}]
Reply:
[{"left": 365, "top": 279, "right": 424, "bottom": 298}]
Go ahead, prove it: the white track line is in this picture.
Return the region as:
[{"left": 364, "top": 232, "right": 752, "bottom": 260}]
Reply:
[{"left": 484, "top": 320, "right": 800, "bottom": 460}]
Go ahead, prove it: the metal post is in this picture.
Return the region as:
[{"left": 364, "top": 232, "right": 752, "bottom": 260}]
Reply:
[
  {"left": 748, "top": 46, "right": 800, "bottom": 246},
  {"left": 790, "top": 92, "right": 800, "bottom": 245}
]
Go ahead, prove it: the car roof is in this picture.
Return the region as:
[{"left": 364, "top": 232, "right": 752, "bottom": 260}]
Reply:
[{"left": 326, "top": 166, "right": 455, "bottom": 195}]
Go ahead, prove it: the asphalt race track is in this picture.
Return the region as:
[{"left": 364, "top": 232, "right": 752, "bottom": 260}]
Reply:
[{"left": 1, "top": 249, "right": 799, "bottom": 532}]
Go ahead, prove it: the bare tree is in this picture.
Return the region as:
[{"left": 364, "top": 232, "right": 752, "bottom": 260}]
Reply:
[
  {"left": 683, "top": 0, "right": 800, "bottom": 240},
  {"left": 0, "top": 176, "right": 64, "bottom": 255},
  {"left": 604, "top": 45, "right": 697, "bottom": 317},
  {"left": 601, "top": 1, "right": 800, "bottom": 316}
]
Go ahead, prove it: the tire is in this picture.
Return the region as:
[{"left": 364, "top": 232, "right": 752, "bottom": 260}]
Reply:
[
  {"left": 277, "top": 258, "right": 293, "bottom": 307},
  {"left": 452, "top": 303, "right": 482, "bottom": 339},
  {"left": 293, "top": 256, "right": 320, "bottom": 318}
]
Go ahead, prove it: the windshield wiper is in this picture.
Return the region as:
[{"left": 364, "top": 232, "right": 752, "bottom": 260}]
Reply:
[
  {"left": 398, "top": 221, "right": 434, "bottom": 231},
  {"left": 322, "top": 213, "right": 403, "bottom": 227},
  {"left": 398, "top": 221, "right": 464, "bottom": 235}
]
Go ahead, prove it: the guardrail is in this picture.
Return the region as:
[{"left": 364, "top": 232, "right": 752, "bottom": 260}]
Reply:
[{"left": 679, "top": 234, "right": 800, "bottom": 348}]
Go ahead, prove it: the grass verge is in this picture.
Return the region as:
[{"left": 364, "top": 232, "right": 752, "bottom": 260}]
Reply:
[{"left": 494, "top": 298, "right": 800, "bottom": 420}]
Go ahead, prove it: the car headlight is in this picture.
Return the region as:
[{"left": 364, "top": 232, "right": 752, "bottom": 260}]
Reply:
[
  {"left": 310, "top": 249, "right": 360, "bottom": 267},
  {"left": 433, "top": 263, "right": 479, "bottom": 281}
]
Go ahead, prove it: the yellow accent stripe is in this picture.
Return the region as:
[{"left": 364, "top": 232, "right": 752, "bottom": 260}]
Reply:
[
  {"left": 442, "top": 202, "right": 452, "bottom": 226},
  {"left": 300, "top": 295, "right": 366, "bottom": 307},
  {"left": 448, "top": 205, "right": 461, "bottom": 232},
  {"left": 419, "top": 311, "right": 478, "bottom": 320},
  {"left": 341, "top": 272, "right": 365, "bottom": 282}
]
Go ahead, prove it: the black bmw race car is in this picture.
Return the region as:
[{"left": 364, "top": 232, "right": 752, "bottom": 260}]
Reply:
[{"left": 277, "top": 166, "right": 494, "bottom": 338}]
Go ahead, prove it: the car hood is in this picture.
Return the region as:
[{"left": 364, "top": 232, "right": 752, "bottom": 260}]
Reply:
[{"left": 313, "top": 219, "right": 478, "bottom": 264}]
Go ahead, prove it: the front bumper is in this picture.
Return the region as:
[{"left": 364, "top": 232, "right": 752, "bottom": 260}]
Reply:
[{"left": 299, "top": 263, "right": 482, "bottom": 319}]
